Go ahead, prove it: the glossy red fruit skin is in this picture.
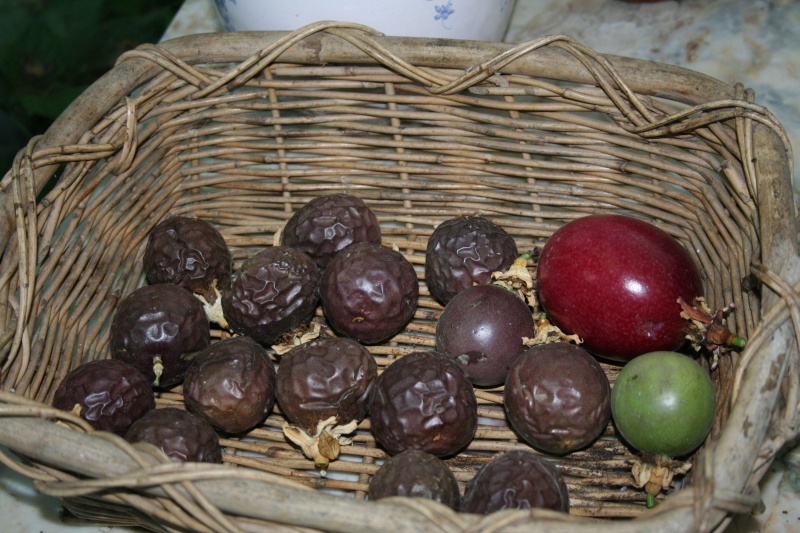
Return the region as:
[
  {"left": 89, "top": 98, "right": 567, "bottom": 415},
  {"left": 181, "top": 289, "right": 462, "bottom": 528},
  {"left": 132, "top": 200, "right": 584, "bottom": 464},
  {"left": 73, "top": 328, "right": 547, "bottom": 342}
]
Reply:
[{"left": 537, "top": 214, "right": 704, "bottom": 362}]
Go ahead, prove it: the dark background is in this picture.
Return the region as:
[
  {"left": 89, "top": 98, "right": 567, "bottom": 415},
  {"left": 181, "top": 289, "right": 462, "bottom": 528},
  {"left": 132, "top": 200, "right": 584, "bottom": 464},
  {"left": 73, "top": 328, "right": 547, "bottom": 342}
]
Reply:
[{"left": 0, "top": 0, "right": 184, "bottom": 175}]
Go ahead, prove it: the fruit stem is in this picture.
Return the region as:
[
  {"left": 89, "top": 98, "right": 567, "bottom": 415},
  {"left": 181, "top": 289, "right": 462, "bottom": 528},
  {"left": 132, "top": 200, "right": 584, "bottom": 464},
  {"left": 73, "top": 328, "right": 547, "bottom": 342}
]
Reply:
[{"left": 646, "top": 492, "right": 656, "bottom": 509}]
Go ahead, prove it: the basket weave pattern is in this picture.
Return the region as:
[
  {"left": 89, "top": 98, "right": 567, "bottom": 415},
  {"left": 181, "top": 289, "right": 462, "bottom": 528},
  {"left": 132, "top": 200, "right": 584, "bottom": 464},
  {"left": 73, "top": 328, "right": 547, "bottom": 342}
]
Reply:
[{"left": 1, "top": 22, "right": 799, "bottom": 532}]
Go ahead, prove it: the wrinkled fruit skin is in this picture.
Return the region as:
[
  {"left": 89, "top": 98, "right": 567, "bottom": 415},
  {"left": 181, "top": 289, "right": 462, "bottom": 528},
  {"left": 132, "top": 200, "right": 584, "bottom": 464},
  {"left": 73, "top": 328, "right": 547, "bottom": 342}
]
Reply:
[
  {"left": 537, "top": 214, "right": 704, "bottom": 362},
  {"left": 110, "top": 284, "right": 210, "bottom": 388},
  {"left": 436, "top": 284, "right": 534, "bottom": 387},
  {"left": 125, "top": 407, "right": 222, "bottom": 463},
  {"left": 282, "top": 193, "right": 382, "bottom": 271},
  {"left": 504, "top": 343, "right": 611, "bottom": 454},
  {"left": 276, "top": 337, "right": 377, "bottom": 432},
  {"left": 425, "top": 216, "right": 518, "bottom": 305},
  {"left": 222, "top": 246, "right": 319, "bottom": 345},
  {"left": 320, "top": 242, "right": 419, "bottom": 344},
  {"left": 369, "top": 351, "right": 477, "bottom": 457},
  {"left": 368, "top": 449, "right": 461, "bottom": 510},
  {"left": 184, "top": 336, "right": 277, "bottom": 434},
  {"left": 52, "top": 359, "right": 155, "bottom": 436},
  {"left": 143, "top": 216, "right": 232, "bottom": 301},
  {"left": 611, "top": 351, "right": 715, "bottom": 457},
  {"left": 461, "top": 450, "right": 570, "bottom": 514}
]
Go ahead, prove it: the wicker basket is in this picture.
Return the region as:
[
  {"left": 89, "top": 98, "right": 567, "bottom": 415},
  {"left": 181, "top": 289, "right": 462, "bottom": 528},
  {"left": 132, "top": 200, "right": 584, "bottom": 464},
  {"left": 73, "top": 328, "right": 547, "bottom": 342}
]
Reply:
[{"left": 1, "top": 22, "right": 798, "bottom": 532}]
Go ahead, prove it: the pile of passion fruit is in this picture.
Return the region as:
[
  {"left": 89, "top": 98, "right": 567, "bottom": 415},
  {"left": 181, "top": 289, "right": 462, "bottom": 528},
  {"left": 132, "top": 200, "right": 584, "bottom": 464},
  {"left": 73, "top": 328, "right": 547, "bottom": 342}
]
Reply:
[{"left": 52, "top": 193, "right": 744, "bottom": 514}]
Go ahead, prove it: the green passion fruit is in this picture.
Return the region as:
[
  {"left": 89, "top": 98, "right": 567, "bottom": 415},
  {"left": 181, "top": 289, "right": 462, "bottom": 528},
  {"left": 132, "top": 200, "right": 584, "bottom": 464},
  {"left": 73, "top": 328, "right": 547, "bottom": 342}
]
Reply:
[{"left": 611, "top": 351, "right": 715, "bottom": 458}]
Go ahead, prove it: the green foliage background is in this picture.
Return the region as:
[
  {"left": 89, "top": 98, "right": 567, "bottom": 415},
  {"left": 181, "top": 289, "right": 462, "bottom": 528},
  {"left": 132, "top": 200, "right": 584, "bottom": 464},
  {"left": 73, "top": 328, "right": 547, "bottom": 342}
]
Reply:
[{"left": 0, "top": 0, "right": 184, "bottom": 174}]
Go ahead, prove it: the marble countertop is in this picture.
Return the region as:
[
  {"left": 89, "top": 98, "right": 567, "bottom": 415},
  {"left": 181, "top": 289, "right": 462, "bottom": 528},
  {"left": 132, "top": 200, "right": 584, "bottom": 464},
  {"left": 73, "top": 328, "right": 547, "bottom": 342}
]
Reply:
[{"left": 2, "top": 1, "right": 798, "bottom": 531}]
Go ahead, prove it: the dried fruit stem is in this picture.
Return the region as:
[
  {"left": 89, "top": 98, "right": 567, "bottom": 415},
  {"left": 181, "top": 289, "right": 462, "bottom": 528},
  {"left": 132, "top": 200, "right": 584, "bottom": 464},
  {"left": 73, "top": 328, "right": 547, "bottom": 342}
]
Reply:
[
  {"left": 523, "top": 313, "right": 582, "bottom": 347},
  {"left": 631, "top": 453, "right": 692, "bottom": 508},
  {"left": 282, "top": 416, "right": 358, "bottom": 475},
  {"left": 492, "top": 254, "right": 537, "bottom": 308},
  {"left": 679, "top": 296, "right": 746, "bottom": 369}
]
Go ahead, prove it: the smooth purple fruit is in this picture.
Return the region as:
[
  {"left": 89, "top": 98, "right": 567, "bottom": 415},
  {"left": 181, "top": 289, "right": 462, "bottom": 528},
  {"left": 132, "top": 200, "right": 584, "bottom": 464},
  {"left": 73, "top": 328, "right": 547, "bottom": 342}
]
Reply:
[
  {"left": 436, "top": 284, "right": 534, "bottom": 387},
  {"left": 537, "top": 214, "right": 704, "bottom": 362},
  {"left": 504, "top": 343, "right": 611, "bottom": 454}
]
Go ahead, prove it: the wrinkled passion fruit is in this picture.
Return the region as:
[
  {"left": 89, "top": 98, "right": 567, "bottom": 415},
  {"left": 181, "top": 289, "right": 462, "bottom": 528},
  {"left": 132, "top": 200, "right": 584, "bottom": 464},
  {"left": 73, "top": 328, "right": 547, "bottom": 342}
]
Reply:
[
  {"left": 368, "top": 351, "right": 477, "bottom": 457},
  {"left": 125, "top": 407, "right": 222, "bottom": 463},
  {"left": 368, "top": 449, "right": 461, "bottom": 510},
  {"left": 52, "top": 359, "right": 154, "bottom": 436},
  {"left": 143, "top": 216, "right": 232, "bottom": 304},
  {"left": 282, "top": 193, "right": 382, "bottom": 270},
  {"left": 320, "top": 242, "right": 418, "bottom": 344},
  {"left": 277, "top": 337, "right": 377, "bottom": 470},
  {"left": 425, "top": 216, "right": 518, "bottom": 305},
  {"left": 222, "top": 246, "right": 319, "bottom": 345},
  {"left": 184, "top": 336, "right": 277, "bottom": 434},
  {"left": 110, "top": 284, "right": 210, "bottom": 388},
  {"left": 461, "top": 450, "right": 570, "bottom": 514},
  {"left": 505, "top": 343, "right": 611, "bottom": 454},
  {"left": 436, "top": 284, "right": 535, "bottom": 387}
]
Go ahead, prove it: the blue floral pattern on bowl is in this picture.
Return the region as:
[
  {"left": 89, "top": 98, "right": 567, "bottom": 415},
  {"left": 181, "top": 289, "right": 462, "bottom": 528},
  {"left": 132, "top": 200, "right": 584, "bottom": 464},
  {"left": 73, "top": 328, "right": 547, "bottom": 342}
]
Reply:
[{"left": 432, "top": 1, "right": 455, "bottom": 29}]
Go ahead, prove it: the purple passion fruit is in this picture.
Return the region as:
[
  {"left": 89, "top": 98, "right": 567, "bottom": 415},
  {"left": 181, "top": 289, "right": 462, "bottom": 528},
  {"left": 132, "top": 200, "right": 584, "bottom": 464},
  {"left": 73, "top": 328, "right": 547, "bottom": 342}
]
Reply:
[
  {"left": 282, "top": 193, "right": 382, "bottom": 270},
  {"left": 320, "top": 242, "right": 418, "bottom": 344},
  {"left": 505, "top": 343, "right": 611, "bottom": 454},
  {"left": 368, "top": 351, "right": 477, "bottom": 457},
  {"left": 425, "top": 215, "right": 518, "bottom": 305},
  {"left": 222, "top": 246, "right": 319, "bottom": 345},
  {"left": 436, "top": 284, "right": 535, "bottom": 387},
  {"left": 125, "top": 407, "right": 222, "bottom": 463},
  {"left": 52, "top": 359, "right": 155, "bottom": 436},
  {"left": 461, "top": 450, "right": 570, "bottom": 514},
  {"left": 368, "top": 449, "right": 461, "bottom": 510},
  {"left": 110, "top": 283, "right": 210, "bottom": 388},
  {"left": 183, "top": 336, "right": 277, "bottom": 434},
  {"left": 143, "top": 216, "right": 232, "bottom": 303}
]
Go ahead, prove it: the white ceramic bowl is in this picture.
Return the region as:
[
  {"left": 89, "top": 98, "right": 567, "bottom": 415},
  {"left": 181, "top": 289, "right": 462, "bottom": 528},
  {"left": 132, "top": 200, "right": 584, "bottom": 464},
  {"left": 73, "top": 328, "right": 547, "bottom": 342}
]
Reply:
[{"left": 213, "top": 0, "right": 517, "bottom": 42}]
